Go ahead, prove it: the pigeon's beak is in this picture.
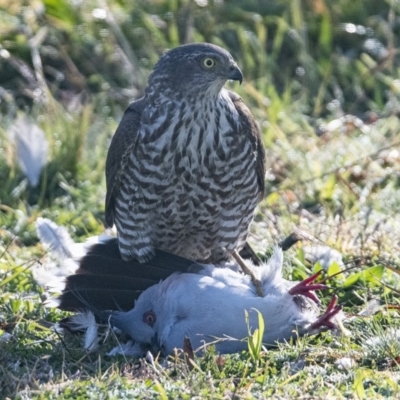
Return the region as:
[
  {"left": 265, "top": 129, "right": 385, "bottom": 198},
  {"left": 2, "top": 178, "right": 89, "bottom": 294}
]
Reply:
[
  {"left": 228, "top": 64, "right": 243, "bottom": 84},
  {"left": 151, "top": 332, "right": 162, "bottom": 354}
]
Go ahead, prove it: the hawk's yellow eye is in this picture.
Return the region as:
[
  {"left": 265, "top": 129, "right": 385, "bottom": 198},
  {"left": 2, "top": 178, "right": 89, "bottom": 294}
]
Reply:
[{"left": 202, "top": 57, "right": 216, "bottom": 69}]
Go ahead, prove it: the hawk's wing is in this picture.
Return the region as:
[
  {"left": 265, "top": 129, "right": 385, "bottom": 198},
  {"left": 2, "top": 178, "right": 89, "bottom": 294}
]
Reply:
[
  {"left": 228, "top": 91, "right": 266, "bottom": 201},
  {"left": 105, "top": 98, "right": 146, "bottom": 228}
]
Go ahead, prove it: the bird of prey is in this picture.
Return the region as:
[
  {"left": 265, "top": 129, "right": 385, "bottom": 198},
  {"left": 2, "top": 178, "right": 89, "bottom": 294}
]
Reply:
[
  {"left": 55, "top": 244, "right": 344, "bottom": 356},
  {"left": 105, "top": 43, "right": 266, "bottom": 282}
]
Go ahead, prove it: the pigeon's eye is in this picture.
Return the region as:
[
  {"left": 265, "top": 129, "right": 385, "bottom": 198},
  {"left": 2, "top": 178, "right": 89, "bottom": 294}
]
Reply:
[
  {"left": 202, "top": 57, "right": 216, "bottom": 69},
  {"left": 143, "top": 311, "right": 156, "bottom": 327}
]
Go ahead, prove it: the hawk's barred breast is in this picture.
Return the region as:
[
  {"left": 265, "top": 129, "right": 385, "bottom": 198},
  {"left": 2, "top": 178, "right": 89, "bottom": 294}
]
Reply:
[{"left": 106, "top": 43, "right": 265, "bottom": 263}]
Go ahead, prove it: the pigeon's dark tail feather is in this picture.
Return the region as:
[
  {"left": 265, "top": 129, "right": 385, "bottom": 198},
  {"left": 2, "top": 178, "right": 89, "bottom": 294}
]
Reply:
[
  {"left": 57, "top": 238, "right": 200, "bottom": 312},
  {"left": 239, "top": 242, "right": 262, "bottom": 266}
]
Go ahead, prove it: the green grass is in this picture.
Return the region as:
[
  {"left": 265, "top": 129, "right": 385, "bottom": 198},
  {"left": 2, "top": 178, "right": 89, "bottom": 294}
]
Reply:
[{"left": 1, "top": 0, "right": 400, "bottom": 398}]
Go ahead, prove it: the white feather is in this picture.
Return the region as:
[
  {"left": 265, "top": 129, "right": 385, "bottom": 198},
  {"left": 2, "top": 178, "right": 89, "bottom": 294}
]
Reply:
[
  {"left": 9, "top": 115, "right": 48, "bottom": 187},
  {"left": 34, "top": 225, "right": 115, "bottom": 296},
  {"left": 44, "top": 297, "right": 61, "bottom": 308},
  {"left": 302, "top": 245, "right": 344, "bottom": 270},
  {"left": 66, "top": 311, "right": 99, "bottom": 351},
  {"left": 35, "top": 217, "right": 75, "bottom": 259},
  {"left": 84, "top": 320, "right": 99, "bottom": 351},
  {"left": 107, "top": 341, "right": 145, "bottom": 357}
]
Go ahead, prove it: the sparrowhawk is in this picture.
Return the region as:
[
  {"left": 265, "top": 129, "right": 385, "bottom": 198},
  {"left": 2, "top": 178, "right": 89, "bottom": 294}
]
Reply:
[{"left": 105, "top": 43, "right": 265, "bottom": 266}]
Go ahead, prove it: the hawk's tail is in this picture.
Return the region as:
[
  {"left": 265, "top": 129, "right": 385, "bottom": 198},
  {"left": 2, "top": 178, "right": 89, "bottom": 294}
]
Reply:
[{"left": 55, "top": 238, "right": 200, "bottom": 312}]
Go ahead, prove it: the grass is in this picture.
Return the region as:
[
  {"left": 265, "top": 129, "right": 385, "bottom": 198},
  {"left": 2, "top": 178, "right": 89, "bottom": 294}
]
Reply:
[{"left": 1, "top": 0, "right": 400, "bottom": 398}]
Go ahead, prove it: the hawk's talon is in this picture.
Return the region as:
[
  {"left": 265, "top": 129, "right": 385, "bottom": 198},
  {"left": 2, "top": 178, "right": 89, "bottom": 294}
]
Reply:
[{"left": 232, "top": 250, "right": 264, "bottom": 297}]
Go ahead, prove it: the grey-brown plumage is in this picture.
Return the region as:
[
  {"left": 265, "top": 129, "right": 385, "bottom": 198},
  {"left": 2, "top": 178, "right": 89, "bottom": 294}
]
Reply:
[{"left": 106, "top": 43, "right": 265, "bottom": 263}]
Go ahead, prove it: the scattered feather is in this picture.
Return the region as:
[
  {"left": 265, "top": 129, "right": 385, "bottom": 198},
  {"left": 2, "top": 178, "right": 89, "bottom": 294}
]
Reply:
[
  {"left": 67, "top": 311, "right": 99, "bottom": 351},
  {"left": 36, "top": 217, "right": 75, "bottom": 259},
  {"left": 44, "top": 297, "right": 61, "bottom": 309},
  {"left": 107, "top": 341, "right": 146, "bottom": 357},
  {"left": 335, "top": 357, "right": 356, "bottom": 370},
  {"left": 8, "top": 115, "right": 48, "bottom": 187},
  {"left": 146, "top": 351, "right": 155, "bottom": 367},
  {"left": 33, "top": 258, "right": 79, "bottom": 290},
  {"left": 14, "top": 209, "right": 28, "bottom": 233},
  {"left": 83, "top": 317, "right": 99, "bottom": 351},
  {"left": 317, "top": 114, "right": 371, "bottom": 137},
  {"left": 357, "top": 299, "right": 381, "bottom": 317},
  {"left": 303, "top": 245, "right": 344, "bottom": 270},
  {"left": 34, "top": 226, "right": 115, "bottom": 302}
]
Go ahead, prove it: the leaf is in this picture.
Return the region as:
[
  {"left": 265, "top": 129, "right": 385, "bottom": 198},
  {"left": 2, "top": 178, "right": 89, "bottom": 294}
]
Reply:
[
  {"left": 353, "top": 369, "right": 372, "bottom": 399},
  {"left": 256, "top": 309, "right": 265, "bottom": 348},
  {"left": 265, "top": 191, "right": 280, "bottom": 206},
  {"left": 248, "top": 328, "right": 259, "bottom": 360},
  {"left": 153, "top": 380, "right": 168, "bottom": 400},
  {"left": 43, "top": 0, "right": 77, "bottom": 30},
  {"left": 320, "top": 174, "right": 336, "bottom": 201},
  {"left": 10, "top": 298, "right": 22, "bottom": 313},
  {"left": 0, "top": 265, "right": 31, "bottom": 288},
  {"left": 313, "top": 261, "right": 323, "bottom": 274},
  {"left": 343, "top": 266, "right": 384, "bottom": 288},
  {"left": 247, "top": 309, "right": 265, "bottom": 362},
  {"left": 318, "top": 12, "right": 332, "bottom": 55},
  {"left": 327, "top": 261, "right": 343, "bottom": 281}
]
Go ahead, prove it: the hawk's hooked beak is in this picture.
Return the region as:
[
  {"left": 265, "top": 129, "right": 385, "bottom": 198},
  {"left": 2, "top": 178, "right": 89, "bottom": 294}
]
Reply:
[{"left": 228, "top": 64, "right": 243, "bottom": 84}]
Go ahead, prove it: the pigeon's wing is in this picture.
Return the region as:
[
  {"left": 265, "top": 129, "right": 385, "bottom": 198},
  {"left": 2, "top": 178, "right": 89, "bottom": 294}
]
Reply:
[
  {"left": 228, "top": 90, "right": 266, "bottom": 200},
  {"left": 57, "top": 238, "right": 202, "bottom": 312},
  {"left": 105, "top": 98, "right": 146, "bottom": 228}
]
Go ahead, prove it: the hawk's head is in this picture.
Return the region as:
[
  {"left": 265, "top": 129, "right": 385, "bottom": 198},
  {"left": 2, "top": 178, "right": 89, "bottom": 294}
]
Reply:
[{"left": 147, "top": 43, "right": 243, "bottom": 97}]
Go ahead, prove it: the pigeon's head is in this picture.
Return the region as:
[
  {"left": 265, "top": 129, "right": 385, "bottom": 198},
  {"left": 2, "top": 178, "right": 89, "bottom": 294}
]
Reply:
[
  {"left": 110, "top": 286, "right": 161, "bottom": 351},
  {"left": 147, "top": 43, "right": 243, "bottom": 97},
  {"left": 110, "top": 273, "right": 192, "bottom": 355}
]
